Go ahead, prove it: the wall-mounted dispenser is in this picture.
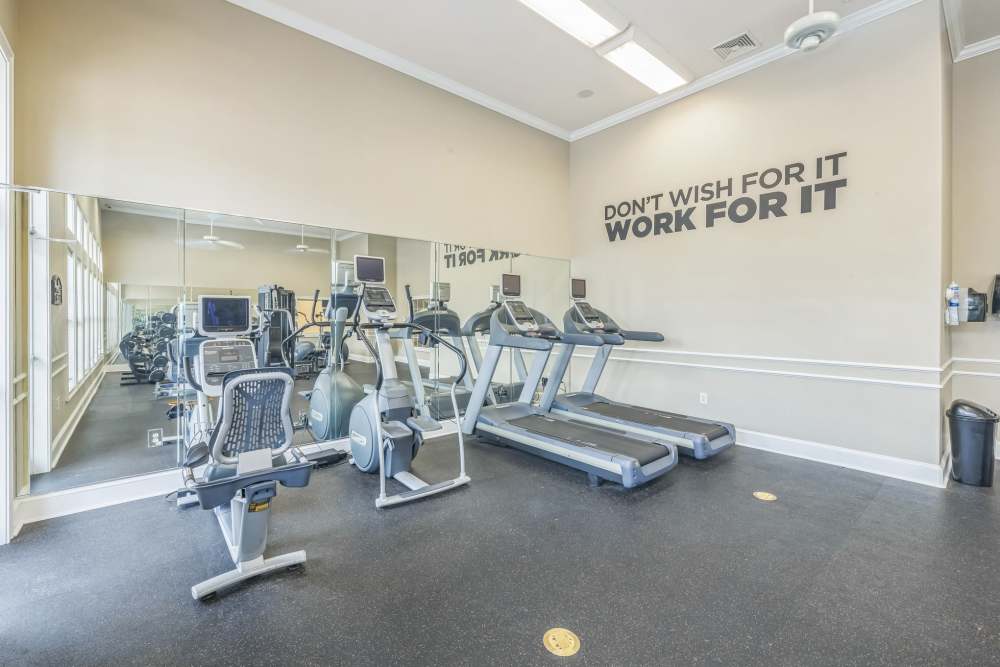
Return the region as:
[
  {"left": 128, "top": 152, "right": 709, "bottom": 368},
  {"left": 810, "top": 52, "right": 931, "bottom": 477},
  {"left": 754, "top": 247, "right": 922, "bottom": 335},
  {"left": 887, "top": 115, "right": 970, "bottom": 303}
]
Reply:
[
  {"left": 947, "top": 283, "right": 989, "bottom": 325},
  {"left": 947, "top": 282, "right": 960, "bottom": 326},
  {"left": 991, "top": 275, "right": 1000, "bottom": 319}
]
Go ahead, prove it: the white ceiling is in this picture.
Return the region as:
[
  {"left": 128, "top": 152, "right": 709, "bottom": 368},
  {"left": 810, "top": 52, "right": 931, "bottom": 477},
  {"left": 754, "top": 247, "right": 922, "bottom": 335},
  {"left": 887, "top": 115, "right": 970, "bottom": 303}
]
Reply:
[{"left": 228, "top": 0, "right": 907, "bottom": 138}]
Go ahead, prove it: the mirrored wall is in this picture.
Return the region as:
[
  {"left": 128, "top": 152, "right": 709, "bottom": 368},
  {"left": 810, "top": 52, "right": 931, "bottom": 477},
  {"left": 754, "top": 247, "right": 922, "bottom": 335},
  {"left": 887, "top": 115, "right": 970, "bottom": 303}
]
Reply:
[{"left": 8, "top": 185, "right": 572, "bottom": 497}]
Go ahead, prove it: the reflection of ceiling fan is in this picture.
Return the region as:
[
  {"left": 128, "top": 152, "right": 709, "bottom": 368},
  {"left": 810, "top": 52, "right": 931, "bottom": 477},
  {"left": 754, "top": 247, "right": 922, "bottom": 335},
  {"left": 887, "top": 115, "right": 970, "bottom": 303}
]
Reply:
[
  {"left": 286, "top": 225, "right": 329, "bottom": 254},
  {"left": 28, "top": 228, "right": 77, "bottom": 245},
  {"left": 185, "top": 217, "right": 245, "bottom": 251}
]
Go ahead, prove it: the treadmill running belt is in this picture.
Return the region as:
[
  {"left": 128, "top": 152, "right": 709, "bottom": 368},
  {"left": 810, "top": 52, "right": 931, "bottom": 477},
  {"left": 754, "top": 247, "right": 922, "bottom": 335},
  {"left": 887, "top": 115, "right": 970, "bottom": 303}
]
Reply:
[
  {"left": 508, "top": 415, "right": 668, "bottom": 466},
  {"left": 585, "top": 402, "right": 730, "bottom": 441}
]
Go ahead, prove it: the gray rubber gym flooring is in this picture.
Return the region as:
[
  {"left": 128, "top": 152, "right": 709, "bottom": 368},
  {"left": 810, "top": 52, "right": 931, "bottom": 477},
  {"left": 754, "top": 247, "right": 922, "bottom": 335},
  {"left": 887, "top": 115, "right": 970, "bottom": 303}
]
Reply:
[
  {"left": 29, "top": 372, "right": 180, "bottom": 494},
  {"left": 4, "top": 441, "right": 999, "bottom": 665}
]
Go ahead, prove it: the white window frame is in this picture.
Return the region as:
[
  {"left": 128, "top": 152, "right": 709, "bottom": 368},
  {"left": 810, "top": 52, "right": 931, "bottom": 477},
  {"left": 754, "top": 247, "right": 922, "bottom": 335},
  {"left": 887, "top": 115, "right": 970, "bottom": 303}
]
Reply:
[
  {"left": 28, "top": 192, "right": 52, "bottom": 476},
  {"left": 66, "top": 251, "right": 77, "bottom": 391},
  {"left": 1, "top": 24, "right": 16, "bottom": 543}
]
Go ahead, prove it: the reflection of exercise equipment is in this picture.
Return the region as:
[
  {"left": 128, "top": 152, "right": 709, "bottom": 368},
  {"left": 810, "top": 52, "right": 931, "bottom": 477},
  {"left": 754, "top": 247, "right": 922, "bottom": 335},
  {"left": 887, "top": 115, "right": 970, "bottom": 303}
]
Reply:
[
  {"left": 462, "top": 274, "right": 678, "bottom": 489},
  {"left": 303, "top": 262, "right": 366, "bottom": 441},
  {"left": 398, "top": 282, "right": 475, "bottom": 419},
  {"left": 119, "top": 311, "right": 177, "bottom": 385},
  {"left": 256, "top": 284, "right": 299, "bottom": 368},
  {"left": 542, "top": 279, "right": 735, "bottom": 460},
  {"left": 179, "top": 295, "right": 314, "bottom": 600},
  {"left": 347, "top": 255, "right": 470, "bottom": 508}
]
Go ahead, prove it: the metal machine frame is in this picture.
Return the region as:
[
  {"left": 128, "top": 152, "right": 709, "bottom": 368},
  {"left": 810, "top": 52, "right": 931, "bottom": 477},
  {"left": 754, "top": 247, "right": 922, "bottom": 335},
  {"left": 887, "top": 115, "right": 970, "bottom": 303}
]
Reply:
[
  {"left": 540, "top": 280, "right": 735, "bottom": 459},
  {"left": 461, "top": 275, "right": 678, "bottom": 488}
]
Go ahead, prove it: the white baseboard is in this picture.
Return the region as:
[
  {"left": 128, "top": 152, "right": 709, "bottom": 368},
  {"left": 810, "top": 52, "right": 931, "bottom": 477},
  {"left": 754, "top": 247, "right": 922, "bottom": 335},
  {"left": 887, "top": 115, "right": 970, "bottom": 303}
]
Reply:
[
  {"left": 737, "top": 428, "right": 947, "bottom": 488},
  {"left": 12, "top": 468, "right": 181, "bottom": 536},
  {"left": 49, "top": 365, "right": 106, "bottom": 470}
]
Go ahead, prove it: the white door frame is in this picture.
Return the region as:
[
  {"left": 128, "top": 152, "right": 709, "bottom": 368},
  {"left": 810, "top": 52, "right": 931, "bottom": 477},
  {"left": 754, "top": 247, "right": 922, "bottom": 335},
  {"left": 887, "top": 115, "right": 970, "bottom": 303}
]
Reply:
[
  {"left": 0, "top": 24, "right": 14, "bottom": 544},
  {"left": 29, "top": 192, "right": 52, "bottom": 475}
]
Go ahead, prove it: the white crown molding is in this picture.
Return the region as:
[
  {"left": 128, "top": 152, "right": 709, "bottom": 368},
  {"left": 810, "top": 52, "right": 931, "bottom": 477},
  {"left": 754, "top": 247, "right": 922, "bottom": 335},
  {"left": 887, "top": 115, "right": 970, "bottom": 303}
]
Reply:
[
  {"left": 942, "top": 0, "right": 964, "bottom": 62},
  {"left": 224, "top": 0, "right": 572, "bottom": 141},
  {"left": 570, "top": 0, "right": 926, "bottom": 140},
  {"left": 943, "top": 0, "right": 1000, "bottom": 63},
  {"left": 955, "top": 34, "right": 1000, "bottom": 62}
]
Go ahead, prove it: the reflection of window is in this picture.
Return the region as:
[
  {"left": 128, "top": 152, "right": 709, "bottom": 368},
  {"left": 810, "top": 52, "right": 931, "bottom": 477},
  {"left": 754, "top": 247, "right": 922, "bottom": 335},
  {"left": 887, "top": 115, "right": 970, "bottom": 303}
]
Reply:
[
  {"left": 76, "top": 257, "right": 84, "bottom": 381},
  {"left": 65, "top": 198, "right": 106, "bottom": 392},
  {"left": 67, "top": 252, "right": 76, "bottom": 390},
  {"left": 66, "top": 195, "right": 76, "bottom": 239}
]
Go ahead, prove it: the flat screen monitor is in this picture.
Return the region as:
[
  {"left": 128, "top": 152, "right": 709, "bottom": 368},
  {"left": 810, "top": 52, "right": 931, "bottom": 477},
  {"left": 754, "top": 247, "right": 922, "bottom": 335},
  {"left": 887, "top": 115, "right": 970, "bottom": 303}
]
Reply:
[
  {"left": 571, "top": 279, "right": 586, "bottom": 299},
  {"left": 355, "top": 255, "right": 385, "bottom": 284},
  {"left": 198, "top": 296, "right": 251, "bottom": 336},
  {"left": 501, "top": 273, "right": 521, "bottom": 297}
]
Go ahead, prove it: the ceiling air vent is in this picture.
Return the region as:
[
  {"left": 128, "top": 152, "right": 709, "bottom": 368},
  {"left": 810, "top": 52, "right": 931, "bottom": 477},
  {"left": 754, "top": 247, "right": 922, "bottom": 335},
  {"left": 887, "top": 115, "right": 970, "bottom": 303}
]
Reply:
[{"left": 713, "top": 32, "right": 758, "bottom": 61}]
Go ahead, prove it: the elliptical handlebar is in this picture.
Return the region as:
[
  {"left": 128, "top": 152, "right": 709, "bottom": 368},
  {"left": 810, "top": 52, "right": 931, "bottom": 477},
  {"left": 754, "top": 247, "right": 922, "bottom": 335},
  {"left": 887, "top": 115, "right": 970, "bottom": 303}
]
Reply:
[
  {"left": 310, "top": 289, "right": 321, "bottom": 325},
  {"left": 404, "top": 284, "right": 415, "bottom": 322}
]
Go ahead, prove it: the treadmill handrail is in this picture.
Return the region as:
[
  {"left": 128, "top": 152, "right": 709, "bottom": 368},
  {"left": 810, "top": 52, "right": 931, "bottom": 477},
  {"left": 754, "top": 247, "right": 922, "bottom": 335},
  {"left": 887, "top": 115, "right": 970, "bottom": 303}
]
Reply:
[
  {"left": 621, "top": 329, "right": 665, "bottom": 343},
  {"left": 557, "top": 331, "right": 609, "bottom": 347}
]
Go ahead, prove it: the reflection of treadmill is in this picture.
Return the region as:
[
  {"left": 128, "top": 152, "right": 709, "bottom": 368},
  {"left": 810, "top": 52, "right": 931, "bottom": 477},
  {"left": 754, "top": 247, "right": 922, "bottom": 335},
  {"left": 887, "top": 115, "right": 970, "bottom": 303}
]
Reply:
[
  {"left": 539, "top": 279, "right": 735, "bottom": 459},
  {"left": 461, "top": 285, "right": 524, "bottom": 404},
  {"left": 461, "top": 274, "right": 678, "bottom": 488},
  {"left": 397, "top": 282, "right": 474, "bottom": 419}
]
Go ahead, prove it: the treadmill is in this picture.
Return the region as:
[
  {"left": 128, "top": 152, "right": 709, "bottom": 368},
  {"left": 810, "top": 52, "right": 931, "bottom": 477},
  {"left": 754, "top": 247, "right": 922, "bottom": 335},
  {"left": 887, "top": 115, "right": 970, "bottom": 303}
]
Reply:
[
  {"left": 461, "top": 284, "right": 525, "bottom": 404},
  {"left": 538, "top": 279, "right": 735, "bottom": 460},
  {"left": 461, "top": 274, "right": 678, "bottom": 488}
]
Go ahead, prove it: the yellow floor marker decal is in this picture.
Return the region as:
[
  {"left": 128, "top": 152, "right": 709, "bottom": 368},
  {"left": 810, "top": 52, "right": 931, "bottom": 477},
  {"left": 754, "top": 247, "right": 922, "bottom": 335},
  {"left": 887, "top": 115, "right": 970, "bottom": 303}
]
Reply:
[
  {"left": 753, "top": 491, "right": 778, "bottom": 502},
  {"left": 543, "top": 628, "right": 580, "bottom": 657}
]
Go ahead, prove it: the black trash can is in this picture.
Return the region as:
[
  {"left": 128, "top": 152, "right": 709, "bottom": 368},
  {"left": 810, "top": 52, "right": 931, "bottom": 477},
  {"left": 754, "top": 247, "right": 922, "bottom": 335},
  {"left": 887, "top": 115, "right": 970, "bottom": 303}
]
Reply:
[{"left": 947, "top": 400, "right": 999, "bottom": 487}]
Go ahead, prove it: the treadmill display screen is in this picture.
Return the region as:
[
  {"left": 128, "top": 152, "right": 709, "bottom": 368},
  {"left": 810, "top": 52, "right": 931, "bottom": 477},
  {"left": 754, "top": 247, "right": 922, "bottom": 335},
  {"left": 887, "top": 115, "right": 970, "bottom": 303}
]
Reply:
[
  {"left": 364, "top": 286, "right": 395, "bottom": 310},
  {"left": 575, "top": 301, "right": 600, "bottom": 321},
  {"left": 199, "top": 296, "right": 251, "bottom": 335},
  {"left": 505, "top": 300, "right": 535, "bottom": 324},
  {"left": 355, "top": 255, "right": 386, "bottom": 283},
  {"left": 571, "top": 279, "right": 586, "bottom": 299},
  {"left": 501, "top": 273, "right": 521, "bottom": 297}
]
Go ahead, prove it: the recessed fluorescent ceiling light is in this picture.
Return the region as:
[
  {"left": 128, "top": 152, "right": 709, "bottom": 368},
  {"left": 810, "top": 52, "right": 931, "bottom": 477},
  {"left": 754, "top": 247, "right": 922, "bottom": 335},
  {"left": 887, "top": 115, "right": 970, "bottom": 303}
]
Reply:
[
  {"left": 517, "top": 0, "right": 619, "bottom": 47},
  {"left": 603, "top": 40, "right": 687, "bottom": 94}
]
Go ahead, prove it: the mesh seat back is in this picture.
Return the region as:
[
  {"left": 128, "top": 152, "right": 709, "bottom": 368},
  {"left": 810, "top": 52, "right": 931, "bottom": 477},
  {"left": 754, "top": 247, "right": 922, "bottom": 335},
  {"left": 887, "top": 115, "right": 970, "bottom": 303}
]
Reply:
[{"left": 210, "top": 367, "right": 295, "bottom": 465}]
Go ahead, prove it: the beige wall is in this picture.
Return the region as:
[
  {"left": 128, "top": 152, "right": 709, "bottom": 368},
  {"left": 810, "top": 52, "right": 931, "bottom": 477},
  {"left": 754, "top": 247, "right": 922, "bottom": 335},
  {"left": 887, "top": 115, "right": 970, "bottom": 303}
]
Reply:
[
  {"left": 0, "top": 0, "right": 15, "bottom": 51},
  {"left": 568, "top": 1, "right": 950, "bottom": 466},
  {"left": 102, "top": 211, "right": 331, "bottom": 297},
  {"left": 950, "top": 48, "right": 1000, "bottom": 417},
  {"left": 15, "top": 0, "right": 570, "bottom": 258}
]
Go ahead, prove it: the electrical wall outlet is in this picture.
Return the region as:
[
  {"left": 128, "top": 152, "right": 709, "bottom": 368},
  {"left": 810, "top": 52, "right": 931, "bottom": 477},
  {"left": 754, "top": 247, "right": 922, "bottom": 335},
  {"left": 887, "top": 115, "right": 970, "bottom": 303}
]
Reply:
[
  {"left": 699, "top": 392, "right": 709, "bottom": 405},
  {"left": 147, "top": 428, "right": 164, "bottom": 448}
]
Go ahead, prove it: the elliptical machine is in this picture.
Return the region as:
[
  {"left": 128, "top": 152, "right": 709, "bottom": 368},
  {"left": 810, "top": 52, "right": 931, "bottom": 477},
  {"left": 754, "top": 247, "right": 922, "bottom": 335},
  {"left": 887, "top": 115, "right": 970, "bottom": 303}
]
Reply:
[
  {"left": 398, "top": 282, "right": 476, "bottom": 419},
  {"left": 347, "top": 255, "right": 471, "bottom": 508},
  {"left": 303, "top": 261, "right": 366, "bottom": 441}
]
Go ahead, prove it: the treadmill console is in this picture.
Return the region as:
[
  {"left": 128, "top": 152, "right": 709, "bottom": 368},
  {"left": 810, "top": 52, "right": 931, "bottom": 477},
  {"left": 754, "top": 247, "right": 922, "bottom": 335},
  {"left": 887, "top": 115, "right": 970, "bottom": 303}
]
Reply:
[
  {"left": 362, "top": 286, "right": 397, "bottom": 322},
  {"left": 572, "top": 300, "right": 605, "bottom": 330},
  {"left": 503, "top": 299, "right": 540, "bottom": 334},
  {"left": 197, "top": 339, "right": 257, "bottom": 397}
]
